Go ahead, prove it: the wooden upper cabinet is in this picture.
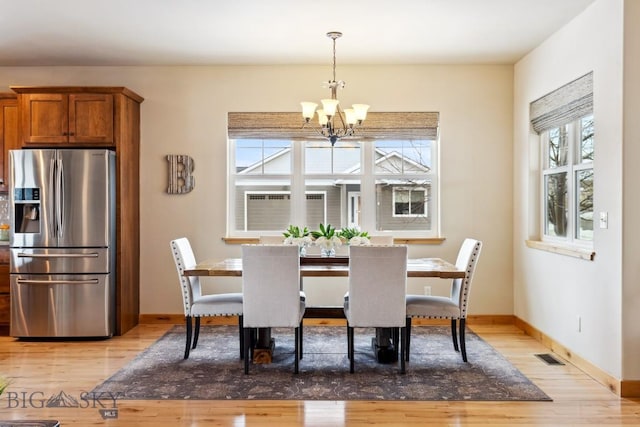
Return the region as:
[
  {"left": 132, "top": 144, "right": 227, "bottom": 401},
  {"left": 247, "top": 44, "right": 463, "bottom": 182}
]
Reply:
[
  {"left": 19, "top": 92, "right": 114, "bottom": 146},
  {"left": 0, "top": 94, "right": 19, "bottom": 191}
]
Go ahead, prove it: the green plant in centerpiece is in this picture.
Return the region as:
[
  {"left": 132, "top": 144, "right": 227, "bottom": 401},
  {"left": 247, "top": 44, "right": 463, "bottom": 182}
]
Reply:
[
  {"left": 311, "top": 223, "right": 342, "bottom": 253},
  {"left": 338, "top": 226, "right": 370, "bottom": 246},
  {"left": 337, "top": 227, "right": 369, "bottom": 240},
  {"left": 0, "top": 375, "right": 12, "bottom": 397},
  {"left": 283, "top": 225, "right": 310, "bottom": 239}
]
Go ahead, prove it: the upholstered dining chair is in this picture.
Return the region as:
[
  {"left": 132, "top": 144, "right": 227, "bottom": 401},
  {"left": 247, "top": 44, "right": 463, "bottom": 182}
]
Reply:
[
  {"left": 368, "top": 235, "right": 394, "bottom": 245},
  {"left": 241, "top": 244, "right": 306, "bottom": 374},
  {"left": 170, "top": 237, "right": 244, "bottom": 359},
  {"left": 259, "top": 235, "right": 285, "bottom": 244},
  {"left": 405, "top": 238, "right": 483, "bottom": 363},
  {"left": 344, "top": 245, "right": 408, "bottom": 374}
]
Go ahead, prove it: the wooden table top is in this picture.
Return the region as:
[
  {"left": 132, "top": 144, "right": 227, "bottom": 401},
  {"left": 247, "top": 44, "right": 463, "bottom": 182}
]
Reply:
[{"left": 184, "top": 257, "right": 465, "bottom": 279}]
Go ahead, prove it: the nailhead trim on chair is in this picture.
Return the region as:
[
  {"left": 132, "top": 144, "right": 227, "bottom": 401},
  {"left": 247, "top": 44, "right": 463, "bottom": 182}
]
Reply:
[{"left": 408, "top": 240, "right": 482, "bottom": 321}]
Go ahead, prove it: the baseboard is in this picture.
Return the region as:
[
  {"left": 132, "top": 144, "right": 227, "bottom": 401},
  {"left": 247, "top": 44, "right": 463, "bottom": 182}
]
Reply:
[
  {"left": 513, "top": 317, "right": 640, "bottom": 398},
  {"left": 139, "top": 314, "right": 238, "bottom": 325},
  {"left": 621, "top": 380, "right": 640, "bottom": 398}
]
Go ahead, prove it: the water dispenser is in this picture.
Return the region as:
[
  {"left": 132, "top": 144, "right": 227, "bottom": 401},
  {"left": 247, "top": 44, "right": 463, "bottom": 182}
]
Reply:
[{"left": 13, "top": 187, "right": 41, "bottom": 234}]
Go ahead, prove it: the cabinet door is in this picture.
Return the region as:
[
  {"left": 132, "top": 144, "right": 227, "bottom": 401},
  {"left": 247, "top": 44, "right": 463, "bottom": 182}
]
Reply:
[
  {"left": 0, "top": 97, "right": 18, "bottom": 191},
  {"left": 68, "top": 94, "right": 114, "bottom": 145},
  {"left": 21, "top": 93, "right": 69, "bottom": 145},
  {"left": 0, "top": 248, "right": 8, "bottom": 329}
]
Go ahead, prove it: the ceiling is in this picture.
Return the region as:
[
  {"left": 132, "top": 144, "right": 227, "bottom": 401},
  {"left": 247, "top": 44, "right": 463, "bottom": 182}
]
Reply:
[{"left": 0, "top": 0, "right": 596, "bottom": 66}]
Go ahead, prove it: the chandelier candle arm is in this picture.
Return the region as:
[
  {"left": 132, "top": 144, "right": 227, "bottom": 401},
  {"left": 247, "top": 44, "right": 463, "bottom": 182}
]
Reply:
[{"left": 301, "top": 31, "right": 369, "bottom": 146}]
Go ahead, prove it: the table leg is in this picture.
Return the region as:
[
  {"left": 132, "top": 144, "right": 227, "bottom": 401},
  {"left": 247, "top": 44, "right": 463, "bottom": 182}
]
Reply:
[
  {"left": 371, "top": 327, "right": 398, "bottom": 363},
  {"left": 253, "top": 327, "right": 275, "bottom": 364}
]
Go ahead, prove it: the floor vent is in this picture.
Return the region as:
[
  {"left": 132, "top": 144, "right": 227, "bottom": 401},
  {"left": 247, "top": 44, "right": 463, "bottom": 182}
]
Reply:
[{"left": 535, "top": 353, "right": 565, "bottom": 365}]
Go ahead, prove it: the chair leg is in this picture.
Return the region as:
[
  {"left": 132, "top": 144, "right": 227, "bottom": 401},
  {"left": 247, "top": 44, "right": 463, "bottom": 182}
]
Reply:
[
  {"left": 299, "top": 320, "right": 303, "bottom": 360},
  {"left": 192, "top": 317, "right": 201, "bottom": 349},
  {"left": 238, "top": 315, "right": 244, "bottom": 360},
  {"left": 405, "top": 317, "right": 412, "bottom": 361},
  {"left": 243, "top": 327, "right": 252, "bottom": 374},
  {"left": 451, "top": 319, "right": 460, "bottom": 352},
  {"left": 400, "top": 326, "right": 406, "bottom": 374},
  {"left": 346, "top": 323, "right": 351, "bottom": 360},
  {"left": 348, "top": 326, "right": 355, "bottom": 373},
  {"left": 294, "top": 326, "right": 300, "bottom": 374},
  {"left": 459, "top": 318, "right": 468, "bottom": 362},
  {"left": 184, "top": 316, "right": 193, "bottom": 359},
  {"left": 392, "top": 327, "right": 400, "bottom": 361}
]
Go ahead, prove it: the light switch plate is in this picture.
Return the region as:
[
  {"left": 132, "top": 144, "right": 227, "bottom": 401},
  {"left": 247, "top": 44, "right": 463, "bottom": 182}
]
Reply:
[{"left": 599, "top": 212, "right": 608, "bottom": 229}]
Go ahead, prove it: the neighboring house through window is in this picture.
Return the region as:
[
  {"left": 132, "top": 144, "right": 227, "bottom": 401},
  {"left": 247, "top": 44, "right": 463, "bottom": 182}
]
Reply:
[{"left": 227, "top": 112, "right": 439, "bottom": 238}]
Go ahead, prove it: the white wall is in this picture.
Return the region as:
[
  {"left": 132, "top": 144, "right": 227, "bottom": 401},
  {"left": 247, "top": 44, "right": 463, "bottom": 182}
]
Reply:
[
  {"left": 514, "top": 0, "right": 627, "bottom": 379},
  {"left": 0, "top": 64, "right": 514, "bottom": 319}
]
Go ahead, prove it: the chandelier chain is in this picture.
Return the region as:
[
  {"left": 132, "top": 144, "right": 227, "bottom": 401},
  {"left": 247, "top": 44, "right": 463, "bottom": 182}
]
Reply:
[{"left": 332, "top": 36, "right": 337, "bottom": 85}]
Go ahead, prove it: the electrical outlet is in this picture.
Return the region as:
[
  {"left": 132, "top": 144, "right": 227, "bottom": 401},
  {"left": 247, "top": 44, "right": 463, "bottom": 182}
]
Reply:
[{"left": 424, "top": 286, "right": 432, "bottom": 296}]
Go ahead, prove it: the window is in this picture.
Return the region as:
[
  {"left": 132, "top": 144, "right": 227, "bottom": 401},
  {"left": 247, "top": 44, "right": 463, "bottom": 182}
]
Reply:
[
  {"left": 227, "top": 112, "right": 439, "bottom": 238},
  {"left": 541, "top": 114, "right": 594, "bottom": 244},
  {"left": 530, "top": 72, "right": 594, "bottom": 248},
  {"left": 393, "top": 188, "right": 427, "bottom": 216}
]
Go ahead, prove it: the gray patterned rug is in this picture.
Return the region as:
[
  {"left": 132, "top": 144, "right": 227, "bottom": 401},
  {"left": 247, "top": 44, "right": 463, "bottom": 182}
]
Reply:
[{"left": 91, "top": 325, "right": 551, "bottom": 401}]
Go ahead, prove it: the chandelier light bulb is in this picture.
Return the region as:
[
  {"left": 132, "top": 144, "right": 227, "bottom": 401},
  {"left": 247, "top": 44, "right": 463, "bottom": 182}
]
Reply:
[
  {"left": 344, "top": 108, "right": 356, "bottom": 126},
  {"left": 301, "top": 102, "right": 318, "bottom": 121},
  {"left": 317, "top": 109, "right": 328, "bottom": 126},
  {"left": 320, "top": 98, "right": 339, "bottom": 117},
  {"left": 352, "top": 104, "right": 370, "bottom": 122}
]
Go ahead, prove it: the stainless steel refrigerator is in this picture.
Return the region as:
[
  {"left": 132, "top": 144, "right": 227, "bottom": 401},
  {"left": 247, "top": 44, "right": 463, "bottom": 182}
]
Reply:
[{"left": 9, "top": 149, "right": 116, "bottom": 338}]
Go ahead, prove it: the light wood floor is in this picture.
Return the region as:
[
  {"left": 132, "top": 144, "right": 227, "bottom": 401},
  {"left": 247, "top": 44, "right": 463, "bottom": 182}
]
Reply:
[{"left": 0, "top": 322, "right": 639, "bottom": 426}]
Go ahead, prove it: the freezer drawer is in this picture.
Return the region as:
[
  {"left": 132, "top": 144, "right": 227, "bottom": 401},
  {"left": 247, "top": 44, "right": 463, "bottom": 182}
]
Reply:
[
  {"left": 10, "top": 248, "right": 111, "bottom": 274},
  {"left": 10, "top": 273, "right": 114, "bottom": 337}
]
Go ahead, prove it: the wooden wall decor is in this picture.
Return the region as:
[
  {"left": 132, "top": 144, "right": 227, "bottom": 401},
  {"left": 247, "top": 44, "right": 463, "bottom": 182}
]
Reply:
[{"left": 167, "top": 154, "right": 195, "bottom": 194}]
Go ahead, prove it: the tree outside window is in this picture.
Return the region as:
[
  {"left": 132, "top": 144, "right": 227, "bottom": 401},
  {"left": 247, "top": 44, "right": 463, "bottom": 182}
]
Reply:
[{"left": 543, "top": 114, "right": 594, "bottom": 243}]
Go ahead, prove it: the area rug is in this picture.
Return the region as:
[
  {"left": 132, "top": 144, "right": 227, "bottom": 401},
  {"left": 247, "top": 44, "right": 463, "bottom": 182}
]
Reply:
[{"left": 91, "top": 325, "right": 551, "bottom": 401}]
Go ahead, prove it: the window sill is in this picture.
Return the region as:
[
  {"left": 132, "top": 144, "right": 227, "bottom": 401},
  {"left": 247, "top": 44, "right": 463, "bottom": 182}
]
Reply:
[
  {"left": 525, "top": 240, "right": 595, "bottom": 261},
  {"left": 222, "top": 237, "right": 446, "bottom": 245}
]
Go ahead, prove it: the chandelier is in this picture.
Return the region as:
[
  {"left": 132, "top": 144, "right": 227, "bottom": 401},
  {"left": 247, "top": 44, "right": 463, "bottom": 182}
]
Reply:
[{"left": 301, "top": 31, "right": 369, "bottom": 146}]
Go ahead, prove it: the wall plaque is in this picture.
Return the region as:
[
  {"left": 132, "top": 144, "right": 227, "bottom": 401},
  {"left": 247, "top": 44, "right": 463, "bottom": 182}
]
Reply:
[{"left": 167, "top": 155, "right": 195, "bottom": 194}]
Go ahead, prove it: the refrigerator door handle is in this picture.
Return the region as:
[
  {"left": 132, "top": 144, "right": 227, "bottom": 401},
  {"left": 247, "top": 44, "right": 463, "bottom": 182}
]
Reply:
[
  {"left": 16, "top": 279, "right": 100, "bottom": 285},
  {"left": 57, "top": 156, "right": 65, "bottom": 238},
  {"left": 17, "top": 252, "right": 100, "bottom": 259},
  {"left": 49, "top": 156, "right": 56, "bottom": 238}
]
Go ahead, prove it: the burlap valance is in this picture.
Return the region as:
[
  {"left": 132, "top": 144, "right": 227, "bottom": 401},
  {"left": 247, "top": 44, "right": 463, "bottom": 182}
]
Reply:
[
  {"left": 228, "top": 111, "right": 439, "bottom": 141},
  {"left": 530, "top": 72, "right": 593, "bottom": 134}
]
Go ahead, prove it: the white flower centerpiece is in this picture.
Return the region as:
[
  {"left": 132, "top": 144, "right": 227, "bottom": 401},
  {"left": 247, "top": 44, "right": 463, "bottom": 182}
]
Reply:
[
  {"left": 337, "top": 227, "right": 371, "bottom": 247},
  {"left": 283, "top": 225, "right": 313, "bottom": 256},
  {"left": 311, "top": 223, "right": 342, "bottom": 257}
]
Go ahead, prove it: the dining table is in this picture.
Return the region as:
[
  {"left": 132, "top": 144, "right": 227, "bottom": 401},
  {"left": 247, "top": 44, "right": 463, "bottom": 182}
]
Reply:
[{"left": 184, "top": 255, "right": 465, "bottom": 363}]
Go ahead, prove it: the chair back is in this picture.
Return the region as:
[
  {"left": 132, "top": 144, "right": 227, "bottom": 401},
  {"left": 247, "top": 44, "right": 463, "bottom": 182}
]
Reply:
[
  {"left": 241, "top": 244, "right": 302, "bottom": 328},
  {"left": 368, "top": 235, "right": 394, "bottom": 245},
  {"left": 450, "top": 238, "right": 483, "bottom": 318},
  {"left": 347, "top": 245, "right": 408, "bottom": 327},
  {"left": 259, "top": 236, "right": 285, "bottom": 244},
  {"left": 170, "top": 237, "right": 202, "bottom": 317}
]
